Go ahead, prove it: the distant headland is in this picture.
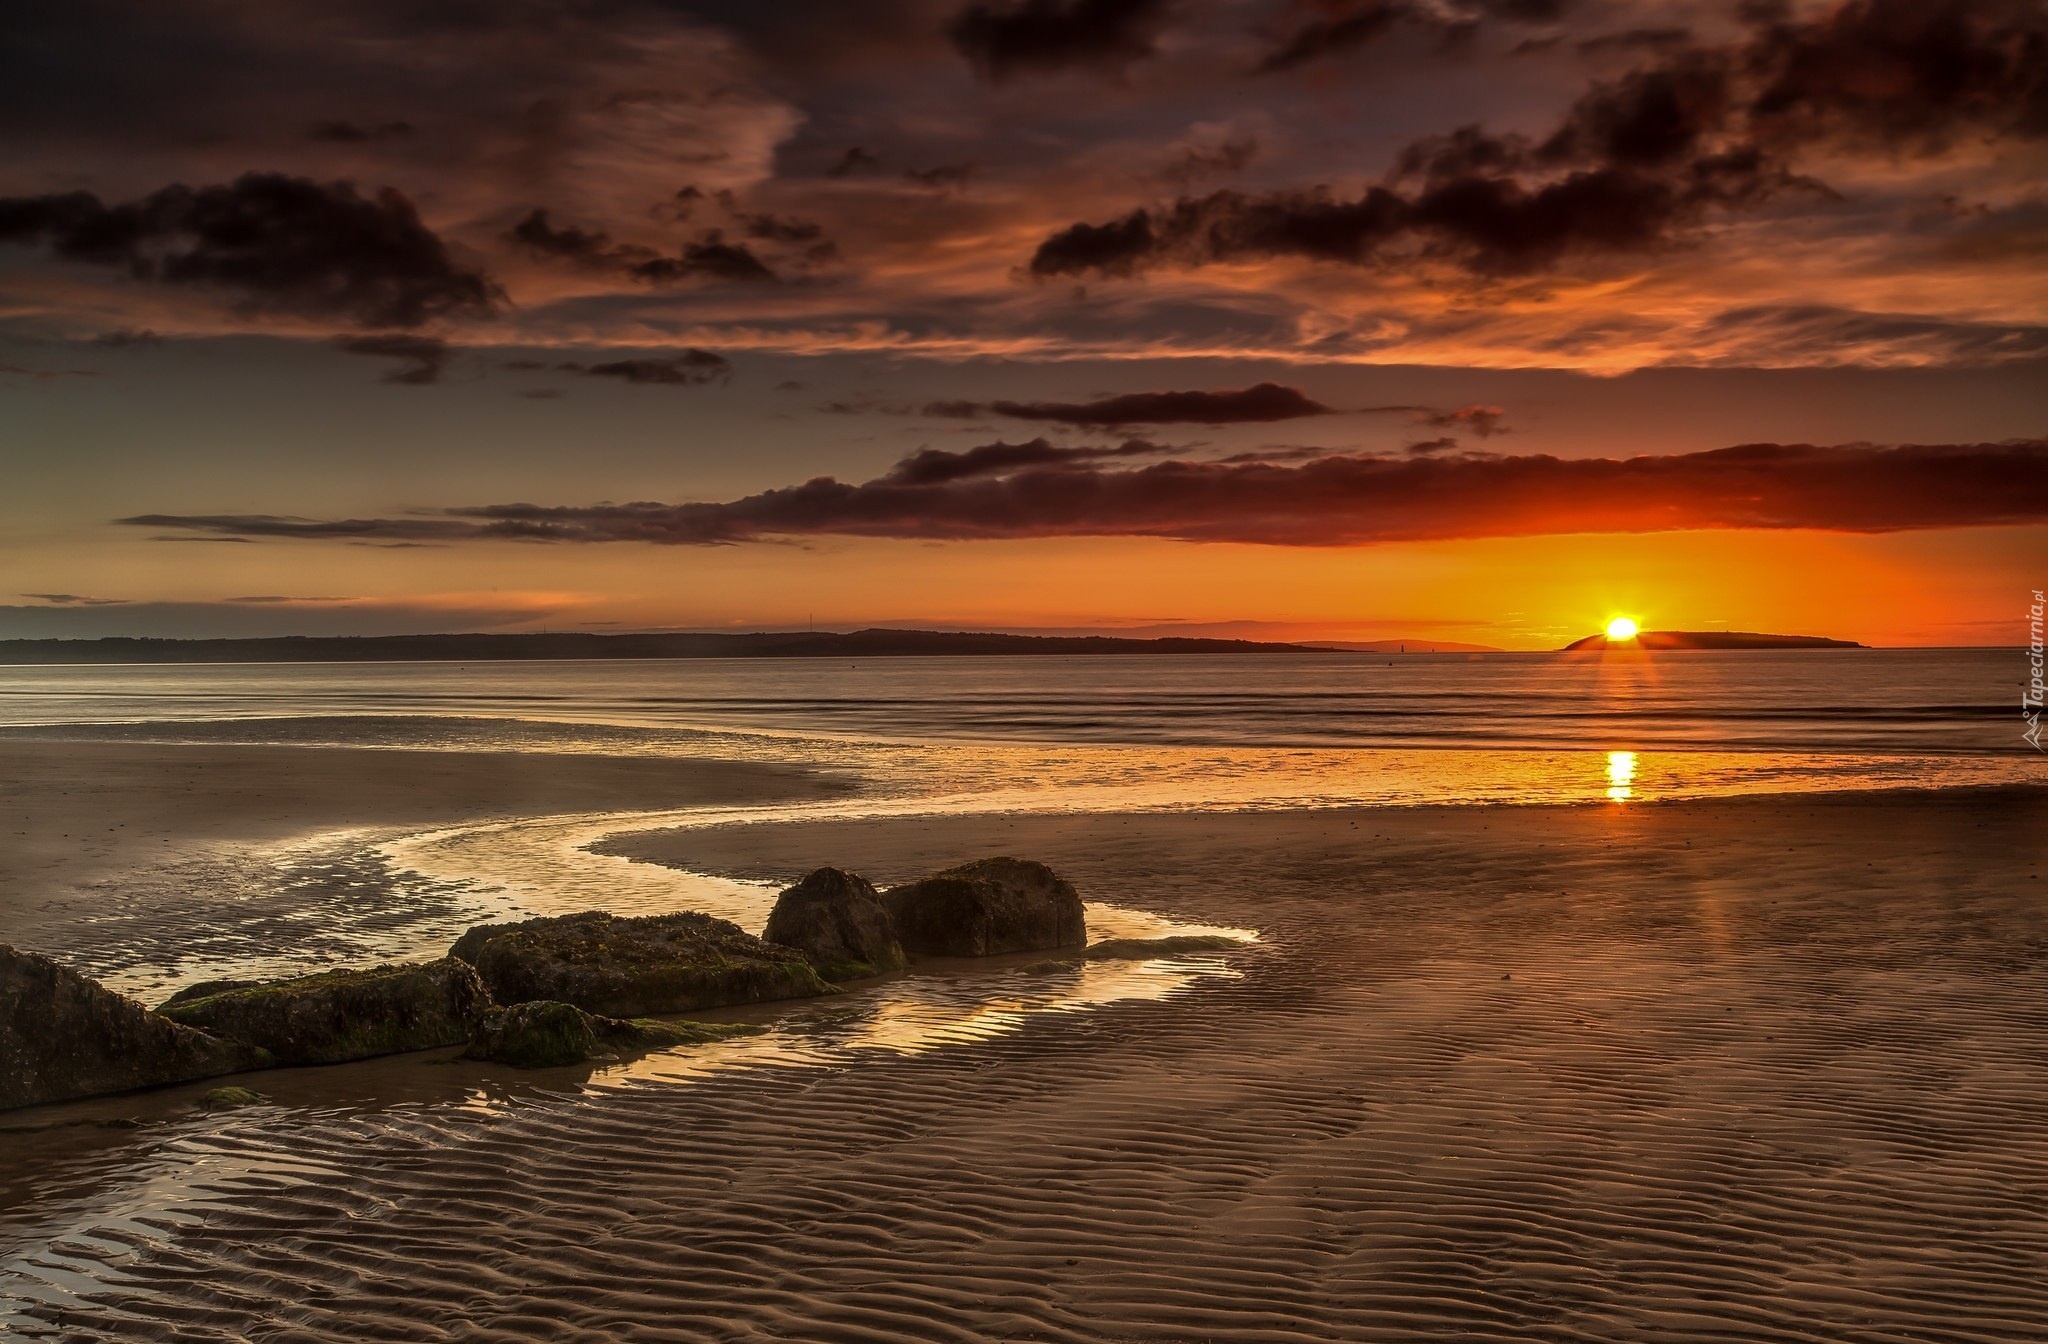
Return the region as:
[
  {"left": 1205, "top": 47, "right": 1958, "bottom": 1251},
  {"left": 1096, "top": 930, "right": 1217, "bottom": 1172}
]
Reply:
[
  {"left": 1562, "top": 630, "right": 1866, "bottom": 651},
  {"left": 0, "top": 628, "right": 1345, "bottom": 665}
]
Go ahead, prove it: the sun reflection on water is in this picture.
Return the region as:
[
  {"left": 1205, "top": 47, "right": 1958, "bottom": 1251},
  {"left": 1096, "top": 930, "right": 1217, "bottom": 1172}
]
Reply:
[{"left": 1607, "top": 750, "right": 1637, "bottom": 802}]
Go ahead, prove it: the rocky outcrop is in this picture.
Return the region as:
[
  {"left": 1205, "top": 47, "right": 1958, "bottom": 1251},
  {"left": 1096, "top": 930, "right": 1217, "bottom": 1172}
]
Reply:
[
  {"left": 762, "top": 867, "right": 907, "bottom": 981},
  {"left": 449, "top": 910, "right": 833, "bottom": 1017},
  {"left": 1, "top": 944, "right": 269, "bottom": 1111},
  {"left": 157, "top": 958, "right": 490, "bottom": 1066},
  {"left": 882, "top": 857, "right": 1088, "bottom": 957},
  {"left": 461, "top": 999, "right": 756, "bottom": 1069}
]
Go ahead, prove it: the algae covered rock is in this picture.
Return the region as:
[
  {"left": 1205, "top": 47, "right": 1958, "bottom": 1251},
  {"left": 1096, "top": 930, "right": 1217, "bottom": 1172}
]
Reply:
[
  {"left": 1, "top": 943, "right": 269, "bottom": 1111},
  {"left": 882, "top": 857, "right": 1088, "bottom": 957},
  {"left": 462, "top": 999, "right": 756, "bottom": 1068},
  {"left": 199, "top": 1085, "right": 268, "bottom": 1110},
  {"left": 157, "top": 957, "right": 490, "bottom": 1066},
  {"left": 449, "top": 910, "right": 833, "bottom": 1017},
  {"left": 762, "top": 867, "right": 907, "bottom": 981},
  {"left": 1084, "top": 934, "right": 1244, "bottom": 960}
]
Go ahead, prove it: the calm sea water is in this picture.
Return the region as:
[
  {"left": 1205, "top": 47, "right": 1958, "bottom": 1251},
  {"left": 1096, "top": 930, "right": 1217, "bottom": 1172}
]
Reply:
[{"left": 0, "top": 649, "right": 2037, "bottom": 810}]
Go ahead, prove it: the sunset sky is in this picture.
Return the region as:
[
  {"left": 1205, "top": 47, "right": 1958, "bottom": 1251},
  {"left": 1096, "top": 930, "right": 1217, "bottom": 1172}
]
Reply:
[{"left": 3, "top": 0, "right": 2043, "bottom": 647}]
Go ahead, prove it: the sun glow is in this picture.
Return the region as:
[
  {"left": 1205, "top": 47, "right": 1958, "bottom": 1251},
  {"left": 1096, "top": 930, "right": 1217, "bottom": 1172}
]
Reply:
[{"left": 1605, "top": 616, "right": 1640, "bottom": 641}]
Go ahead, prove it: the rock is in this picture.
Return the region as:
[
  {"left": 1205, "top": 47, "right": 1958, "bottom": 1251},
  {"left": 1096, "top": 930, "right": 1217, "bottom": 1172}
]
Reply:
[
  {"left": 882, "top": 857, "right": 1088, "bottom": 957},
  {"left": 199, "top": 1086, "right": 268, "bottom": 1110},
  {"left": 1, "top": 943, "right": 269, "bottom": 1111},
  {"left": 1083, "top": 934, "right": 1245, "bottom": 960},
  {"left": 762, "top": 867, "right": 907, "bottom": 981},
  {"left": 157, "top": 958, "right": 490, "bottom": 1066},
  {"left": 461, "top": 999, "right": 757, "bottom": 1068},
  {"left": 449, "top": 910, "right": 833, "bottom": 1017}
]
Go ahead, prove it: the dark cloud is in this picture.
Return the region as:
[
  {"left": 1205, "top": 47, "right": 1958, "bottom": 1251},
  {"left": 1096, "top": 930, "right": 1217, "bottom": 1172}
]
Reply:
[
  {"left": 1158, "top": 137, "right": 1258, "bottom": 186},
  {"left": 1403, "top": 437, "right": 1459, "bottom": 455},
  {"left": 1041, "top": 0, "right": 2046, "bottom": 280},
  {"left": 0, "top": 173, "right": 502, "bottom": 328},
  {"left": 883, "top": 437, "right": 1174, "bottom": 483},
  {"left": 333, "top": 334, "right": 450, "bottom": 385},
  {"left": 929, "top": 382, "right": 1334, "bottom": 426},
  {"left": 1685, "top": 304, "right": 2048, "bottom": 366},
  {"left": 123, "top": 439, "right": 2048, "bottom": 548},
  {"left": 0, "top": 362, "right": 97, "bottom": 380},
  {"left": 1577, "top": 27, "right": 1694, "bottom": 55},
  {"left": 1359, "top": 403, "right": 1509, "bottom": 437},
  {"left": 948, "top": 0, "right": 1175, "bottom": 82},
  {"left": 90, "top": 328, "right": 163, "bottom": 347},
  {"left": 827, "top": 147, "right": 883, "bottom": 178},
  {"left": 559, "top": 350, "right": 733, "bottom": 385},
  {"left": 509, "top": 209, "right": 780, "bottom": 284},
  {"left": 119, "top": 513, "right": 475, "bottom": 541},
  {"left": 905, "top": 163, "right": 979, "bottom": 190},
  {"left": 1257, "top": 0, "right": 1565, "bottom": 73},
  {"left": 308, "top": 120, "right": 414, "bottom": 143},
  {"left": 21, "top": 592, "right": 127, "bottom": 605}
]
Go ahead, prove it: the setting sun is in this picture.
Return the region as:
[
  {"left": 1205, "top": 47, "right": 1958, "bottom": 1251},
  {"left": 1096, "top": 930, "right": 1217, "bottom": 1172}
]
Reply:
[{"left": 1606, "top": 617, "right": 1641, "bottom": 641}]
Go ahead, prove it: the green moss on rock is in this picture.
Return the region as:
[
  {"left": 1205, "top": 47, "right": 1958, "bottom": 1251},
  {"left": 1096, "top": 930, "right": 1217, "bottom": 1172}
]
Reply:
[
  {"left": 1084, "top": 934, "right": 1245, "bottom": 960},
  {"left": 2, "top": 944, "right": 271, "bottom": 1111},
  {"left": 199, "top": 1086, "right": 267, "bottom": 1110},
  {"left": 449, "top": 910, "right": 834, "bottom": 1017},
  {"left": 156, "top": 958, "right": 491, "bottom": 1067}
]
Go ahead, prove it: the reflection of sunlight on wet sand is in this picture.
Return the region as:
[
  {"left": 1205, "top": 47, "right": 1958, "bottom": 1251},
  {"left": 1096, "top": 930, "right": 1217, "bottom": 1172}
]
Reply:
[
  {"left": 1607, "top": 750, "right": 1637, "bottom": 803},
  {"left": 597, "top": 955, "right": 1244, "bottom": 1090}
]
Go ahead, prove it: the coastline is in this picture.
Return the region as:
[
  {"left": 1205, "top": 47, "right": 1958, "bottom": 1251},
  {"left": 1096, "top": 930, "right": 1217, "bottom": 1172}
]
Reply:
[{"left": 6, "top": 778, "right": 2047, "bottom": 1339}]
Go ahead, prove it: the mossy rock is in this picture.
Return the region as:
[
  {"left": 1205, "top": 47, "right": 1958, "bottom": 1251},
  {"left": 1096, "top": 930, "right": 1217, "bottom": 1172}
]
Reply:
[
  {"left": 157, "top": 958, "right": 491, "bottom": 1066},
  {"left": 449, "top": 910, "right": 834, "bottom": 1017},
  {"left": 199, "top": 1086, "right": 268, "bottom": 1110},
  {"left": 763, "top": 868, "right": 907, "bottom": 982},
  {"left": 883, "top": 857, "right": 1087, "bottom": 957},
  {"left": 463, "top": 999, "right": 758, "bottom": 1068},
  {"left": 1084, "top": 934, "right": 1245, "bottom": 960},
  {"left": 1, "top": 944, "right": 271, "bottom": 1111}
]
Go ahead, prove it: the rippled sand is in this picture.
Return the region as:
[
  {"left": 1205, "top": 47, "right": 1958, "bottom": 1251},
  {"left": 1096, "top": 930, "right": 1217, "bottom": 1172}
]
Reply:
[{"left": 6, "top": 782, "right": 2046, "bottom": 1341}]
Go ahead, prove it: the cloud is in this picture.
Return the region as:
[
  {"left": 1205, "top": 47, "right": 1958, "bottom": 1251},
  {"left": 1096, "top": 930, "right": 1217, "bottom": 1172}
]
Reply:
[
  {"left": 20, "top": 592, "right": 127, "bottom": 605},
  {"left": 0, "top": 363, "right": 97, "bottom": 381},
  {"left": 121, "top": 438, "right": 2048, "bottom": 548},
  {"left": 0, "top": 173, "right": 503, "bottom": 328},
  {"left": 333, "top": 334, "right": 451, "bottom": 385},
  {"left": 1037, "top": 0, "right": 2048, "bottom": 280},
  {"left": 1256, "top": 0, "right": 1566, "bottom": 73},
  {"left": 307, "top": 120, "right": 414, "bottom": 143},
  {"left": 948, "top": 0, "right": 1175, "bottom": 82},
  {"left": 926, "top": 382, "right": 1333, "bottom": 426},
  {"left": 90, "top": 328, "right": 163, "bottom": 348},
  {"left": 558, "top": 350, "right": 732, "bottom": 385},
  {"left": 882, "top": 437, "right": 1175, "bottom": 483},
  {"left": 508, "top": 209, "right": 778, "bottom": 284},
  {"left": 1683, "top": 305, "right": 2048, "bottom": 367}
]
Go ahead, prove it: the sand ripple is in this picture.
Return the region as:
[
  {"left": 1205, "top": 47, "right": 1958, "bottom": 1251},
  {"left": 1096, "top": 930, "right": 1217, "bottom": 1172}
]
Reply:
[{"left": 8, "top": 794, "right": 2047, "bottom": 1342}]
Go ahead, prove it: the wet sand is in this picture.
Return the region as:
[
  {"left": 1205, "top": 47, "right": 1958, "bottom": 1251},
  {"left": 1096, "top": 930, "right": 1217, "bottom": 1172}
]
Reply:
[{"left": 7, "top": 780, "right": 2047, "bottom": 1341}]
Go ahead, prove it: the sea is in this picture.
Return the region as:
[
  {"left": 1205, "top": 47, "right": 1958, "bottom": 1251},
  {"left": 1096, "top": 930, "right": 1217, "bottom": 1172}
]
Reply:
[{"left": 0, "top": 647, "right": 2034, "bottom": 811}]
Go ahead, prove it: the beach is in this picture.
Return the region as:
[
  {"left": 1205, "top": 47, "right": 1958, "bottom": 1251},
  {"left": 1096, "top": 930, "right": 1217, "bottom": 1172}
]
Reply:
[{"left": 4, "top": 725, "right": 2045, "bottom": 1341}]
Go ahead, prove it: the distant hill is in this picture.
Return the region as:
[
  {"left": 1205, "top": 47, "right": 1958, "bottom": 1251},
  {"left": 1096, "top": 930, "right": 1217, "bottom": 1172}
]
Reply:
[
  {"left": 1562, "top": 630, "right": 1866, "bottom": 651},
  {"left": 1309, "top": 640, "right": 1503, "bottom": 653},
  {"left": 0, "top": 628, "right": 1340, "bottom": 665}
]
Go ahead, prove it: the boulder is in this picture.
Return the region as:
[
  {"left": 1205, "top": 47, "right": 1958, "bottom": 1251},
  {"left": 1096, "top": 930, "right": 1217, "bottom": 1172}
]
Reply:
[
  {"left": 449, "top": 910, "right": 833, "bottom": 1017},
  {"left": 157, "top": 958, "right": 490, "bottom": 1066},
  {"left": 199, "top": 1086, "right": 268, "bottom": 1110},
  {"left": 762, "top": 867, "right": 907, "bottom": 981},
  {"left": 882, "top": 857, "right": 1087, "bottom": 957},
  {"left": 1, "top": 943, "right": 269, "bottom": 1111},
  {"left": 1084, "top": 934, "right": 1244, "bottom": 960},
  {"left": 462, "top": 999, "right": 756, "bottom": 1069}
]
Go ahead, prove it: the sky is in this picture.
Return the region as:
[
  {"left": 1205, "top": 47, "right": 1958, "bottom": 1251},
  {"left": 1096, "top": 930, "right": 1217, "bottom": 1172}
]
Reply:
[{"left": 1, "top": 0, "right": 2043, "bottom": 648}]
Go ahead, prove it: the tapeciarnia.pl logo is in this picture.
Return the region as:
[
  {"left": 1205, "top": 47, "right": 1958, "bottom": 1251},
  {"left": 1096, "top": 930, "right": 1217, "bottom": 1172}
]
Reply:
[{"left": 2027, "top": 589, "right": 2044, "bottom": 752}]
